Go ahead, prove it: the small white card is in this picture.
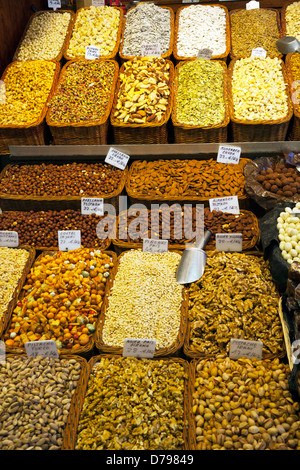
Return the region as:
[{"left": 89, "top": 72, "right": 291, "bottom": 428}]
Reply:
[
  {"left": 143, "top": 238, "right": 168, "bottom": 253},
  {"left": 251, "top": 47, "right": 267, "bottom": 58},
  {"left": 0, "top": 340, "right": 5, "bottom": 364},
  {"left": 209, "top": 196, "right": 240, "bottom": 215},
  {"left": 197, "top": 48, "right": 212, "bottom": 60},
  {"left": 81, "top": 198, "right": 104, "bottom": 216},
  {"left": 0, "top": 231, "right": 19, "bottom": 247},
  {"left": 85, "top": 45, "right": 100, "bottom": 60},
  {"left": 229, "top": 338, "right": 263, "bottom": 360},
  {"left": 92, "top": 0, "right": 105, "bottom": 6},
  {"left": 217, "top": 145, "right": 241, "bottom": 164},
  {"left": 48, "top": 0, "right": 61, "bottom": 10},
  {"left": 25, "top": 340, "right": 59, "bottom": 358},
  {"left": 123, "top": 338, "right": 156, "bottom": 358},
  {"left": 105, "top": 147, "right": 130, "bottom": 170},
  {"left": 58, "top": 230, "right": 81, "bottom": 251},
  {"left": 246, "top": 0, "right": 260, "bottom": 9},
  {"left": 215, "top": 233, "right": 243, "bottom": 252},
  {"left": 141, "top": 43, "right": 161, "bottom": 57}
]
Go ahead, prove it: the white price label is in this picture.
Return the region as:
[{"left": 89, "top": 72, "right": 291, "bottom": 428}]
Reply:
[
  {"left": 58, "top": 230, "right": 81, "bottom": 251},
  {"left": 143, "top": 238, "right": 168, "bottom": 253},
  {"left": 0, "top": 231, "right": 19, "bottom": 247},
  {"left": 217, "top": 145, "right": 241, "bottom": 164},
  {"left": 105, "top": 147, "right": 130, "bottom": 170},
  {"left": 92, "top": 0, "right": 105, "bottom": 6},
  {"left": 251, "top": 47, "right": 267, "bottom": 58},
  {"left": 48, "top": 0, "right": 61, "bottom": 9},
  {"left": 25, "top": 340, "right": 59, "bottom": 358},
  {"left": 215, "top": 233, "right": 243, "bottom": 252},
  {"left": 81, "top": 198, "right": 104, "bottom": 216},
  {"left": 141, "top": 43, "right": 161, "bottom": 57},
  {"left": 0, "top": 340, "right": 5, "bottom": 364},
  {"left": 246, "top": 0, "right": 260, "bottom": 9},
  {"left": 123, "top": 338, "right": 156, "bottom": 358},
  {"left": 197, "top": 48, "right": 212, "bottom": 60},
  {"left": 229, "top": 338, "right": 263, "bottom": 360},
  {"left": 85, "top": 45, "right": 100, "bottom": 60},
  {"left": 0, "top": 80, "right": 6, "bottom": 104},
  {"left": 209, "top": 196, "right": 240, "bottom": 215}
]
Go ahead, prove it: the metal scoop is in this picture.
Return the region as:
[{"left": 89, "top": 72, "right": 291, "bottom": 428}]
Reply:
[
  {"left": 276, "top": 37, "right": 300, "bottom": 55},
  {"left": 176, "top": 230, "right": 212, "bottom": 285}
]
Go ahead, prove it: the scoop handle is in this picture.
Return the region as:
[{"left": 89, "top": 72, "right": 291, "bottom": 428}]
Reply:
[{"left": 194, "top": 230, "right": 212, "bottom": 250}]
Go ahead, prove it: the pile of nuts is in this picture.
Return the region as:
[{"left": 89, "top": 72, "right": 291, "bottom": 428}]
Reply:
[
  {"left": 127, "top": 159, "right": 246, "bottom": 199},
  {"left": 66, "top": 6, "right": 120, "bottom": 58},
  {"left": 176, "top": 5, "right": 227, "bottom": 58},
  {"left": 230, "top": 9, "right": 281, "bottom": 58},
  {"left": 0, "top": 162, "right": 123, "bottom": 197},
  {"left": 256, "top": 162, "right": 300, "bottom": 197},
  {"left": 187, "top": 252, "right": 283, "bottom": 357},
  {"left": 0, "top": 247, "right": 29, "bottom": 321},
  {"left": 192, "top": 356, "right": 300, "bottom": 450},
  {"left": 48, "top": 60, "right": 116, "bottom": 124},
  {"left": 277, "top": 204, "right": 300, "bottom": 264},
  {"left": 113, "top": 57, "right": 171, "bottom": 125},
  {"left": 15, "top": 11, "right": 72, "bottom": 61},
  {"left": 175, "top": 60, "right": 226, "bottom": 127},
  {"left": 231, "top": 57, "right": 289, "bottom": 122},
  {"left": 0, "top": 61, "right": 57, "bottom": 126},
  {"left": 0, "top": 210, "right": 110, "bottom": 249},
  {"left": 102, "top": 250, "right": 183, "bottom": 350},
  {"left": 3, "top": 248, "right": 114, "bottom": 351},
  {"left": 75, "top": 356, "right": 186, "bottom": 450},
  {"left": 0, "top": 355, "right": 81, "bottom": 450},
  {"left": 285, "top": 2, "right": 300, "bottom": 42}
]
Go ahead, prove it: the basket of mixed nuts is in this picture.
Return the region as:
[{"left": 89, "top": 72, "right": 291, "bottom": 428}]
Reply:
[
  {"left": 110, "top": 57, "right": 174, "bottom": 144},
  {"left": 172, "top": 59, "right": 230, "bottom": 144}
]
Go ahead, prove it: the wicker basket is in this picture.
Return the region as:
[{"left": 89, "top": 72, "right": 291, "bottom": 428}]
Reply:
[
  {"left": 13, "top": 10, "right": 75, "bottom": 62},
  {"left": 228, "top": 58, "right": 293, "bottom": 142},
  {"left": 183, "top": 251, "right": 286, "bottom": 360},
  {"left": 0, "top": 246, "right": 36, "bottom": 338},
  {"left": 95, "top": 250, "right": 189, "bottom": 357},
  {"left": 0, "top": 163, "right": 127, "bottom": 212},
  {"left": 173, "top": 4, "right": 231, "bottom": 63},
  {"left": 172, "top": 60, "right": 230, "bottom": 144},
  {"left": 110, "top": 59, "right": 174, "bottom": 145},
  {"left": 2, "top": 249, "right": 117, "bottom": 358},
  {"left": 285, "top": 52, "right": 300, "bottom": 141},
  {"left": 119, "top": 6, "right": 174, "bottom": 63},
  {"left": 281, "top": 1, "right": 300, "bottom": 38},
  {"left": 61, "top": 354, "right": 192, "bottom": 450},
  {"left": 46, "top": 59, "right": 119, "bottom": 145},
  {"left": 229, "top": 8, "right": 283, "bottom": 60},
  {"left": 0, "top": 60, "right": 60, "bottom": 153},
  {"left": 64, "top": 6, "right": 123, "bottom": 61}
]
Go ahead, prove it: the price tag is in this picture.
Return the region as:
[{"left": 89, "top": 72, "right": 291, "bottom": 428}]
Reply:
[
  {"left": 105, "top": 147, "right": 130, "bottom": 170},
  {"left": 229, "top": 338, "right": 263, "bottom": 360},
  {"left": 209, "top": 196, "right": 240, "bottom": 215},
  {"left": 215, "top": 233, "right": 243, "bottom": 252},
  {"left": 0, "top": 80, "right": 6, "bottom": 104},
  {"left": 143, "top": 238, "right": 168, "bottom": 253},
  {"left": 141, "top": 43, "right": 161, "bottom": 57},
  {"left": 251, "top": 47, "right": 267, "bottom": 58},
  {"left": 25, "top": 340, "right": 59, "bottom": 359},
  {"left": 58, "top": 230, "right": 81, "bottom": 251},
  {"left": 0, "top": 231, "right": 19, "bottom": 247},
  {"left": 123, "top": 338, "right": 156, "bottom": 358},
  {"left": 85, "top": 45, "right": 100, "bottom": 60},
  {"left": 81, "top": 198, "right": 104, "bottom": 216},
  {"left": 217, "top": 145, "right": 241, "bottom": 164},
  {"left": 246, "top": 0, "right": 260, "bottom": 9},
  {"left": 48, "top": 0, "right": 61, "bottom": 10},
  {"left": 0, "top": 340, "right": 5, "bottom": 364},
  {"left": 92, "top": 0, "right": 105, "bottom": 6},
  {"left": 197, "top": 48, "right": 212, "bottom": 60}
]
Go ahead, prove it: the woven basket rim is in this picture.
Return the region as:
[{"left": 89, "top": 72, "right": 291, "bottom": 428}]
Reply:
[
  {"left": 119, "top": 5, "right": 175, "bottom": 61},
  {"left": 173, "top": 4, "right": 231, "bottom": 61},
  {"left": 46, "top": 59, "right": 119, "bottom": 128},
  {"left": 171, "top": 59, "right": 230, "bottom": 130},
  {"left": 227, "top": 58, "right": 294, "bottom": 126},
  {"left": 64, "top": 6, "right": 123, "bottom": 61},
  {"left": 110, "top": 58, "right": 174, "bottom": 129},
  {"left": 13, "top": 10, "right": 75, "bottom": 63}
]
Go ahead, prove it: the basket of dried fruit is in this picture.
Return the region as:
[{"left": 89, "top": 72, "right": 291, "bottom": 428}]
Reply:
[
  {"left": 95, "top": 249, "right": 189, "bottom": 357},
  {"left": 110, "top": 57, "right": 174, "bottom": 144},
  {"left": 62, "top": 354, "right": 192, "bottom": 450},
  {"left": 285, "top": 52, "right": 300, "bottom": 141},
  {"left": 47, "top": 59, "right": 119, "bottom": 145},
  {"left": 228, "top": 57, "right": 293, "bottom": 142},
  {"left": 172, "top": 59, "right": 230, "bottom": 144},
  {"left": 0, "top": 246, "right": 36, "bottom": 338},
  {"left": 2, "top": 249, "right": 117, "bottom": 358},
  {"left": 184, "top": 251, "right": 285, "bottom": 360},
  {"left": 173, "top": 4, "right": 231, "bottom": 62}
]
